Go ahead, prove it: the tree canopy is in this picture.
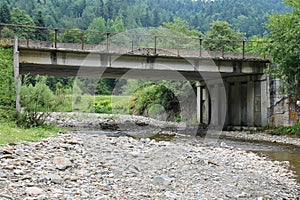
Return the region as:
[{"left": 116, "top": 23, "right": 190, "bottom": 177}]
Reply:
[
  {"left": 266, "top": 0, "right": 300, "bottom": 98},
  {"left": 204, "top": 20, "right": 245, "bottom": 52},
  {"left": 0, "top": 0, "right": 290, "bottom": 37}
]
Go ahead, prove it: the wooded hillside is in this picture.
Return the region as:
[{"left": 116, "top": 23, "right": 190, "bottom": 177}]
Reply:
[{"left": 0, "top": 0, "right": 290, "bottom": 37}]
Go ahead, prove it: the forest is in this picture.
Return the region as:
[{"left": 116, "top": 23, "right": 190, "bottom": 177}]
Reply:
[{"left": 0, "top": 0, "right": 290, "bottom": 37}]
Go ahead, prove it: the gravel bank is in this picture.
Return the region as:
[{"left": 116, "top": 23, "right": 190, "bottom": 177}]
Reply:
[
  {"left": 0, "top": 131, "right": 299, "bottom": 199},
  {"left": 220, "top": 131, "right": 300, "bottom": 147},
  {"left": 49, "top": 112, "right": 300, "bottom": 147}
]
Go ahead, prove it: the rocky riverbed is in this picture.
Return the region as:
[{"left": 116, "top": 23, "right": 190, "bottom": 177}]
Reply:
[{"left": 0, "top": 113, "right": 299, "bottom": 199}]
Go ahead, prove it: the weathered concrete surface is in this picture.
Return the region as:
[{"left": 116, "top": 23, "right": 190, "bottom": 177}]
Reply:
[{"left": 18, "top": 48, "right": 267, "bottom": 80}]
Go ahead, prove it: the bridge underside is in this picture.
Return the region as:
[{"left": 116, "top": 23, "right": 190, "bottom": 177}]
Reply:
[{"left": 19, "top": 63, "right": 264, "bottom": 81}]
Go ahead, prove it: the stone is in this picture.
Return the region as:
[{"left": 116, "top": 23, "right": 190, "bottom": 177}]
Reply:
[
  {"left": 53, "top": 156, "right": 72, "bottom": 170},
  {"left": 0, "top": 194, "right": 14, "bottom": 200},
  {"left": 0, "top": 173, "right": 7, "bottom": 178},
  {"left": 234, "top": 163, "right": 244, "bottom": 170},
  {"left": 152, "top": 175, "right": 173, "bottom": 186},
  {"left": 13, "top": 169, "right": 25, "bottom": 175},
  {"left": 129, "top": 151, "right": 140, "bottom": 157},
  {"left": 25, "top": 187, "right": 44, "bottom": 196},
  {"left": 45, "top": 173, "right": 63, "bottom": 184}
]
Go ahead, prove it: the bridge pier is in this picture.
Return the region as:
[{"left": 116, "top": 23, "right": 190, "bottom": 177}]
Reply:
[
  {"left": 197, "top": 75, "right": 269, "bottom": 130},
  {"left": 196, "top": 82, "right": 210, "bottom": 125}
]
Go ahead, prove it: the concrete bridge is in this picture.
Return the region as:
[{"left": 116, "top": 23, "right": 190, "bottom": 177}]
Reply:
[{"left": 6, "top": 24, "right": 270, "bottom": 129}]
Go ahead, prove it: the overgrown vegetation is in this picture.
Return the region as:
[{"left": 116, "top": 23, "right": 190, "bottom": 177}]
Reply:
[
  {"left": 19, "top": 77, "right": 65, "bottom": 128},
  {"left": 129, "top": 83, "right": 180, "bottom": 121},
  {"left": 0, "top": 48, "right": 63, "bottom": 145},
  {"left": 268, "top": 123, "right": 300, "bottom": 137},
  {"left": 266, "top": 0, "right": 300, "bottom": 98}
]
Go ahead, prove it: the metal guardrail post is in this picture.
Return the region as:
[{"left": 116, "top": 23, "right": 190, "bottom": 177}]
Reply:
[
  {"left": 242, "top": 40, "right": 246, "bottom": 59},
  {"left": 106, "top": 32, "right": 110, "bottom": 52},
  {"left": 199, "top": 38, "right": 203, "bottom": 57},
  {"left": 54, "top": 28, "right": 58, "bottom": 49},
  {"left": 81, "top": 35, "right": 84, "bottom": 50},
  {"left": 222, "top": 46, "right": 225, "bottom": 58},
  {"left": 131, "top": 40, "right": 134, "bottom": 52},
  {"left": 154, "top": 36, "right": 157, "bottom": 54}
]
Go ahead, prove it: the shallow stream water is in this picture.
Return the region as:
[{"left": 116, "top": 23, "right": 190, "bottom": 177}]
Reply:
[
  {"left": 78, "top": 130, "right": 300, "bottom": 183},
  {"left": 215, "top": 137, "right": 300, "bottom": 183}
]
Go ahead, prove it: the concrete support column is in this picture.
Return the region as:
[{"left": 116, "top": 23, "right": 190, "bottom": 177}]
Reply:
[
  {"left": 13, "top": 37, "right": 21, "bottom": 113},
  {"left": 196, "top": 81, "right": 201, "bottom": 123},
  {"left": 223, "top": 82, "right": 229, "bottom": 128},
  {"left": 209, "top": 83, "right": 227, "bottom": 129},
  {"left": 231, "top": 82, "right": 241, "bottom": 126},
  {"left": 247, "top": 81, "right": 254, "bottom": 126},
  {"left": 210, "top": 84, "right": 218, "bottom": 127},
  {"left": 261, "top": 75, "right": 268, "bottom": 126},
  {"left": 254, "top": 81, "right": 262, "bottom": 126},
  {"left": 203, "top": 86, "right": 210, "bottom": 124}
]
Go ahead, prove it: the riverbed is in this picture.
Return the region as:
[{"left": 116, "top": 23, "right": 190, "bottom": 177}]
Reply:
[
  {"left": 12, "top": 112, "right": 294, "bottom": 199},
  {"left": 0, "top": 131, "right": 299, "bottom": 199}
]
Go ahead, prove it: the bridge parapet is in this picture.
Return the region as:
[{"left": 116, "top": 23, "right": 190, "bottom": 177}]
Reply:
[{"left": 1, "top": 23, "right": 269, "bottom": 61}]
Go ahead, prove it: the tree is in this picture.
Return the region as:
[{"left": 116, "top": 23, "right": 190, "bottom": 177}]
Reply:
[
  {"left": 107, "top": 17, "right": 125, "bottom": 33},
  {"left": 34, "top": 10, "right": 49, "bottom": 40},
  {"left": 204, "top": 20, "right": 245, "bottom": 52},
  {"left": 266, "top": 0, "right": 300, "bottom": 98},
  {"left": 162, "top": 18, "right": 201, "bottom": 37},
  {"left": 60, "top": 28, "right": 84, "bottom": 43},
  {"left": 0, "top": 48, "right": 14, "bottom": 108},
  {"left": 86, "top": 17, "right": 106, "bottom": 44},
  {"left": 0, "top": 1, "right": 11, "bottom": 24},
  {"left": 10, "top": 8, "right": 36, "bottom": 39}
]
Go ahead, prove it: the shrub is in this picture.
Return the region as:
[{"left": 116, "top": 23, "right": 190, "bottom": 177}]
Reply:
[
  {"left": 19, "top": 77, "right": 58, "bottom": 128},
  {"left": 94, "top": 100, "right": 112, "bottom": 114},
  {"left": 130, "top": 83, "right": 180, "bottom": 121}
]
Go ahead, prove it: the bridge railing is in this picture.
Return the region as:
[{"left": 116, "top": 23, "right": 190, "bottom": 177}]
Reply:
[{"left": 0, "top": 23, "right": 268, "bottom": 60}]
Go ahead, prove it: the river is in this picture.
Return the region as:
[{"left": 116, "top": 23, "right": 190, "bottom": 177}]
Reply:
[
  {"left": 217, "top": 137, "right": 300, "bottom": 183},
  {"left": 80, "top": 130, "right": 300, "bottom": 183}
]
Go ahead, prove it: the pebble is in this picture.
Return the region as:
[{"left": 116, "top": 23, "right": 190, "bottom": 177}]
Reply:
[
  {"left": 152, "top": 174, "right": 173, "bottom": 186},
  {"left": 53, "top": 156, "right": 72, "bottom": 170},
  {"left": 0, "top": 113, "right": 298, "bottom": 199},
  {"left": 25, "top": 187, "right": 44, "bottom": 196}
]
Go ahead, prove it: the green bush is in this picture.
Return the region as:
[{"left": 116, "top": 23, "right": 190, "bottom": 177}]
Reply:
[
  {"left": 19, "top": 77, "right": 58, "bottom": 128},
  {"left": 0, "top": 48, "right": 14, "bottom": 108},
  {"left": 94, "top": 100, "right": 112, "bottom": 114},
  {"left": 130, "top": 83, "right": 180, "bottom": 121},
  {"left": 271, "top": 123, "right": 300, "bottom": 137}
]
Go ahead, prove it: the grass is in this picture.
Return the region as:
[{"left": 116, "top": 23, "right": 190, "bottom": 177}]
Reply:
[
  {"left": 68, "top": 94, "right": 131, "bottom": 113},
  {"left": 0, "top": 121, "right": 63, "bottom": 145}
]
